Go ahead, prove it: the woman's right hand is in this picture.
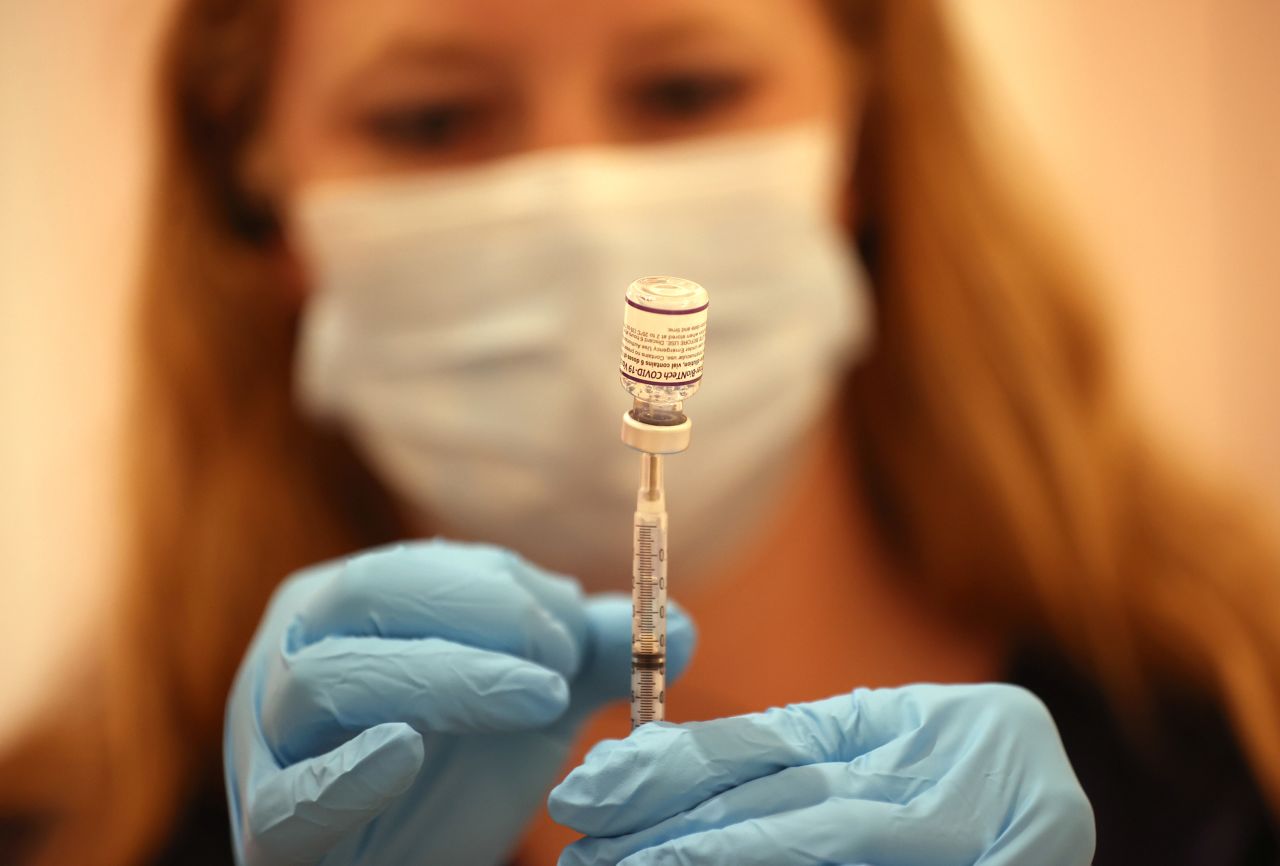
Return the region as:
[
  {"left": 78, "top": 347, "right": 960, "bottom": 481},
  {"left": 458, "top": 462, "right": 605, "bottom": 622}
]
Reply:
[{"left": 224, "top": 539, "right": 695, "bottom": 866}]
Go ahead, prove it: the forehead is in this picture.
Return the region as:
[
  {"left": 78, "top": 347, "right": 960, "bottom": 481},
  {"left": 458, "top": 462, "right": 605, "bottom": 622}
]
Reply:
[{"left": 282, "top": 0, "right": 823, "bottom": 67}]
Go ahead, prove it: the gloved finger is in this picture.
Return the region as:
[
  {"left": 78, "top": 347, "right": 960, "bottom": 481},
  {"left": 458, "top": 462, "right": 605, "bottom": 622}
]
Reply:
[
  {"left": 245, "top": 722, "right": 424, "bottom": 866},
  {"left": 605, "top": 783, "right": 1092, "bottom": 866},
  {"left": 549, "top": 692, "right": 857, "bottom": 836},
  {"left": 262, "top": 635, "right": 570, "bottom": 764},
  {"left": 497, "top": 544, "right": 589, "bottom": 649},
  {"left": 557, "top": 759, "right": 950, "bottom": 866},
  {"left": 605, "top": 797, "right": 956, "bottom": 866},
  {"left": 561, "top": 595, "right": 696, "bottom": 725},
  {"left": 293, "top": 541, "right": 581, "bottom": 677}
]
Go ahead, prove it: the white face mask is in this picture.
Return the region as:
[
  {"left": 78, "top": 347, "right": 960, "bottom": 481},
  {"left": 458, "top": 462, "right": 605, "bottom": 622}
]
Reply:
[{"left": 292, "top": 124, "right": 873, "bottom": 587}]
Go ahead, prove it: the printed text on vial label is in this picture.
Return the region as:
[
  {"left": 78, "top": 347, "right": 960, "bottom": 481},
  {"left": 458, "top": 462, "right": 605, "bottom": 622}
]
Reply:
[{"left": 619, "top": 316, "right": 707, "bottom": 384}]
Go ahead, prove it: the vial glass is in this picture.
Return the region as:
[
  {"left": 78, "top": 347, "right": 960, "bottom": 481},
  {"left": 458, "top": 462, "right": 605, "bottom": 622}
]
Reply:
[{"left": 619, "top": 276, "right": 709, "bottom": 415}]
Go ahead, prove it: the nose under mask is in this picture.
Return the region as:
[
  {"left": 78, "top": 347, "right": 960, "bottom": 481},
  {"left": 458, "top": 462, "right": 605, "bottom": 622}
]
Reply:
[{"left": 291, "top": 123, "right": 874, "bottom": 588}]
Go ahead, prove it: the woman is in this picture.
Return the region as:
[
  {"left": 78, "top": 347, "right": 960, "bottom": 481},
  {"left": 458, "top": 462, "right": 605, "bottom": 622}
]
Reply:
[{"left": 3, "top": 0, "right": 1278, "bottom": 864}]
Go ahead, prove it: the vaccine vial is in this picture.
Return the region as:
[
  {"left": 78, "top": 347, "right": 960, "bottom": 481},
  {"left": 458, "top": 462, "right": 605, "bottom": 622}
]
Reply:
[{"left": 618, "top": 276, "right": 709, "bottom": 425}]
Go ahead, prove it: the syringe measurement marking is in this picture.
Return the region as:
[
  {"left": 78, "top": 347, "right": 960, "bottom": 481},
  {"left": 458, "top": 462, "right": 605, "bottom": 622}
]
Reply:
[
  {"left": 632, "top": 519, "right": 667, "bottom": 728},
  {"left": 633, "top": 669, "right": 661, "bottom": 723},
  {"left": 635, "top": 525, "right": 661, "bottom": 649}
]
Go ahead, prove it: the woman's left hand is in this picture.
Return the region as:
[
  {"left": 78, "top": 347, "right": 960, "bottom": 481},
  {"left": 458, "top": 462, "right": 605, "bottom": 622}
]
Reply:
[{"left": 549, "top": 683, "right": 1095, "bottom": 866}]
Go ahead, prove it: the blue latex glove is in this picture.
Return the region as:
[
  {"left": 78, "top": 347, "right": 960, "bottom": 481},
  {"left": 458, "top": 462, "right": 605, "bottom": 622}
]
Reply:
[
  {"left": 224, "top": 539, "right": 695, "bottom": 866},
  {"left": 550, "top": 683, "right": 1095, "bottom": 866}
]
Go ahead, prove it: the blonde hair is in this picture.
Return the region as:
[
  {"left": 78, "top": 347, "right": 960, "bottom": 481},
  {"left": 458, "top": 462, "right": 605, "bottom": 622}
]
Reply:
[{"left": 4, "top": 1, "right": 1278, "bottom": 863}]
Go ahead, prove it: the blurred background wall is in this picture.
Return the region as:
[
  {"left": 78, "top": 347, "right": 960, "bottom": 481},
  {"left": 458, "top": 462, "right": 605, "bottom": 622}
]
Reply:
[
  {"left": 954, "top": 1, "right": 1280, "bottom": 504},
  {"left": 1, "top": 0, "right": 1277, "bottom": 745},
  {"left": 0, "top": 0, "right": 173, "bottom": 747}
]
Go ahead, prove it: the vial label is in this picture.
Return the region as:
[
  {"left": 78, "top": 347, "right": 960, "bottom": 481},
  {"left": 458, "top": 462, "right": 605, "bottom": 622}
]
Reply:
[{"left": 619, "top": 300, "right": 708, "bottom": 387}]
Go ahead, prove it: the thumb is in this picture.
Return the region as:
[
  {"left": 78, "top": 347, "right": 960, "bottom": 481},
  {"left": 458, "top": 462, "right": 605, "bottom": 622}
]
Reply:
[
  {"left": 244, "top": 722, "right": 424, "bottom": 866},
  {"left": 563, "top": 594, "right": 696, "bottom": 725}
]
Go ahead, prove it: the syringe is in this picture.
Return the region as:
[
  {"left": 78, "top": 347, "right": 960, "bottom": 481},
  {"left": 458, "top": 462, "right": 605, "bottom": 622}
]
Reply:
[
  {"left": 618, "top": 276, "right": 709, "bottom": 729},
  {"left": 630, "top": 453, "right": 667, "bottom": 726}
]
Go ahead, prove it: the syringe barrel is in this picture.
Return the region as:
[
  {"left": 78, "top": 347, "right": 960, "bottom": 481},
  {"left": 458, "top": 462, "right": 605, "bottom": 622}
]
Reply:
[
  {"left": 631, "top": 509, "right": 668, "bottom": 728},
  {"left": 631, "top": 655, "right": 666, "bottom": 729}
]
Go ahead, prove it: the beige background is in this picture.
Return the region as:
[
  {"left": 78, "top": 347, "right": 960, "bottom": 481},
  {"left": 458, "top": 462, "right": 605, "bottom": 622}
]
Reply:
[{"left": 1, "top": 0, "right": 1277, "bottom": 745}]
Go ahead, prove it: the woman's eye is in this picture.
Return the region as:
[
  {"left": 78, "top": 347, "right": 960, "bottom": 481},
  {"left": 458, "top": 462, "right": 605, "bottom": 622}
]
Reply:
[
  {"left": 632, "top": 72, "right": 753, "bottom": 123},
  {"left": 361, "top": 101, "right": 489, "bottom": 152}
]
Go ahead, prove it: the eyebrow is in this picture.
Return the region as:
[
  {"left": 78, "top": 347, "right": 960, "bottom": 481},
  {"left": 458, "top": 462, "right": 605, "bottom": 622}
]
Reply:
[
  {"left": 360, "top": 38, "right": 499, "bottom": 75},
  {"left": 335, "top": 36, "right": 506, "bottom": 112},
  {"left": 621, "top": 15, "right": 758, "bottom": 53}
]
